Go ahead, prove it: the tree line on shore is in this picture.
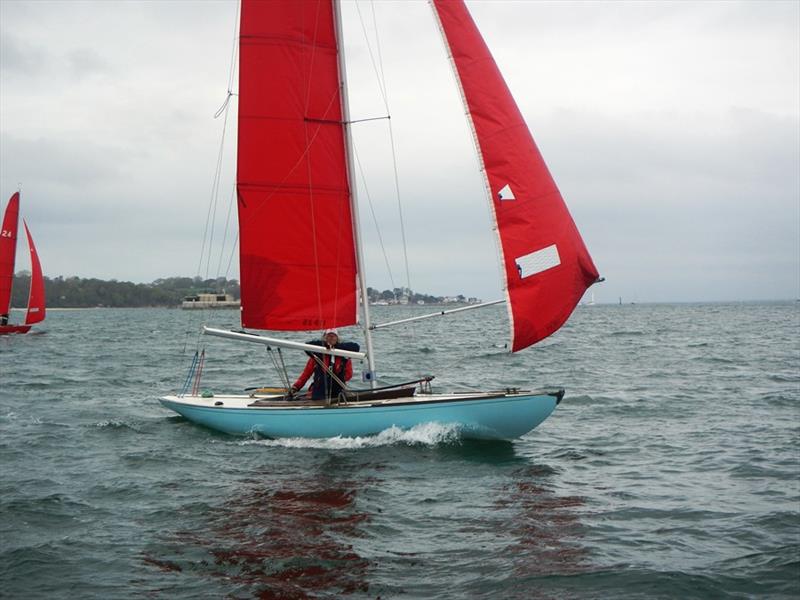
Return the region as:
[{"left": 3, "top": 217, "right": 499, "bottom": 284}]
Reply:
[
  {"left": 9, "top": 273, "right": 474, "bottom": 308},
  {"left": 10, "top": 274, "right": 241, "bottom": 308}
]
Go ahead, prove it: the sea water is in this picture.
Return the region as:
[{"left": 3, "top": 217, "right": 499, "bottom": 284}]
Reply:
[{"left": 1, "top": 302, "right": 798, "bottom": 598}]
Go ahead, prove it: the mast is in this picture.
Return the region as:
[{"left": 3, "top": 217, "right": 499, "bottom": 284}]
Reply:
[{"left": 333, "top": 0, "right": 377, "bottom": 388}]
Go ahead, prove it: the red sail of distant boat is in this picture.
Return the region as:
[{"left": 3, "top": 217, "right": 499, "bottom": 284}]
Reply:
[
  {"left": 432, "top": 0, "right": 599, "bottom": 352},
  {"left": 236, "top": 0, "right": 358, "bottom": 331},
  {"left": 0, "top": 192, "right": 20, "bottom": 319},
  {"left": 0, "top": 192, "right": 45, "bottom": 335},
  {"left": 23, "top": 220, "right": 45, "bottom": 325}
]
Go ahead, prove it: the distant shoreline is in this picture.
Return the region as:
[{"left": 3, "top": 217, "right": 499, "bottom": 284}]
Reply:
[
  {"left": 9, "top": 299, "right": 797, "bottom": 310},
  {"left": 9, "top": 302, "right": 486, "bottom": 311}
]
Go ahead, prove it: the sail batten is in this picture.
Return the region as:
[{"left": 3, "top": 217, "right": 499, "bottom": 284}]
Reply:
[
  {"left": 431, "top": 0, "right": 599, "bottom": 352},
  {"left": 237, "top": 0, "right": 357, "bottom": 331}
]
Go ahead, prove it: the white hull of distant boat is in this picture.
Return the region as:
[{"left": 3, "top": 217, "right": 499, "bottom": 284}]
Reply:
[{"left": 160, "top": 388, "right": 563, "bottom": 440}]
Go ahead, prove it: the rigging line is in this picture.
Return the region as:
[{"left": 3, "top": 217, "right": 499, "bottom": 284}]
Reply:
[
  {"left": 310, "top": 353, "right": 349, "bottom": 392},
  {"left": 370, "top": 1, "right": 389, "bottom": 106},
  {"left": 179, "top": 350, "right": 199, "bottom": 397},
  {"left": 215, "top": 182, "right": 236, "bottom": 278},
  {"left": 354, "top": 0, "right": 388, "bottom": 109},
  {"left": 192, "top": 350, "right": 206, "bottom": 396},
  {"left": 188, "top": 4, "right": 238, "bottom": 362},
  {"left": 353, "top": 145, "right": 396, "bottom": 291},
  {"left": 195, "top": 140, "right": 217, "bottom": 280},
  {"left": 355, "top": 0, "right": 418, "bottom": 378},
  {"left": 364, "top": 6, "right": 413, "bottom": 304},
  {"left": 215, "top": 1, "right": 239, "bottom": 283},
  {"left": 353, "top": 0, "right": 410, "bottom": 297},
  {"left": 355, "top": 0, "right": 416, "bottom": 364},
  {"left": 372, "top": 1, "right": 417, "bottom": 377},
  {"left": 354, "top": 0, "right": 411, "bottom": 293},
  {"left": 204, "top": 100, "right": 231, "bottom": 280},
  {"left": 276, "top": 347, "right": 291, "bottom": 391},
  {"left": 181, "top": 321, "right": 206, "bottom": 358},
  {"left": 347, "top": 116, "right": 390, "bottom": 125},
  {"left": 213, "top": 91, "right": 233, "bottom": 119},
  {"left": 224, "top": 231, "right": 239, "bottom": 280},
  {"left": 386, "top": 117, "right": 413, "bottom": 305},
  {"left": 195, "top": 4, "right": 239, "bottom": 281},
  {"left": 266, "top": 347, "right": 291, "bottom": 391},
  {"left": 226, "top": 1, "right": 240, "bottom": 93}
]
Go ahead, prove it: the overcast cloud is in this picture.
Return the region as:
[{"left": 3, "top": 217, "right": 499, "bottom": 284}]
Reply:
[{"left": 1, "top": 0, "right": 798, "bottom": 303}]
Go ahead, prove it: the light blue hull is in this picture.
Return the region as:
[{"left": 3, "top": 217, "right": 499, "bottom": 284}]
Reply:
[{"left": 159, "top": 391, "right": 562, "bottom": 440}]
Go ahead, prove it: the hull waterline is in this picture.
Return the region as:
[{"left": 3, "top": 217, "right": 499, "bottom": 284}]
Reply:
[{"left": 159, "top": 390, "right": 563, "bottom": 440}]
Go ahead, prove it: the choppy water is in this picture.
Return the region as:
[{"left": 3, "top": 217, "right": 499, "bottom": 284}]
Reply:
[{"left": 1, "top": 302, "right": 798, "bottom": 598}]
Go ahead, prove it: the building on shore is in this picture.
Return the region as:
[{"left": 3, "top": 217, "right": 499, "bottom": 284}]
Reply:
[{"left": 181, "top": 293, "right": 240, "bottom": 310}]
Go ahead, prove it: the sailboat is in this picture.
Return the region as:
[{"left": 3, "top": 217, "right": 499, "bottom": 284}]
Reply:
[
  {"left": 160, "top": 0, "right": 600, "bottom": 440},
  {"left": 0, "top": 192, "right": 46, "bottom": 335}
]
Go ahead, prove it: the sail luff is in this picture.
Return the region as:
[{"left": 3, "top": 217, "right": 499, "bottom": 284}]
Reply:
[
  {"left": 22, "top": 221, "right": 45, "bottom": 325},
  {"left": 0, "top": 192, "right": 20, "bottom": 318},
  {"left": 431, "top": 0, "right": 599, "bottom": 352},
  {"left": 428, "top": 3, "right": 516, "bottom": 350}
]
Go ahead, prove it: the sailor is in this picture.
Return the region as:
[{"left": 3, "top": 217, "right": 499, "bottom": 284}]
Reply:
[{"left": 290, "top": 329, "right": 354, "bottom": 400}]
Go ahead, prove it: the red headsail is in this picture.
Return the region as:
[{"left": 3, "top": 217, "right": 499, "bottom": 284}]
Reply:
[
  {"left": 23, "top": 221, "right": 45, "bottom": 325},
  {"left": 0, "top": 192, "right": 20, "bottom": 317},
  {"left": 432, "top": 0, "right": 599, "bottom": 351},
  {"left": 237, "top": 0, "right": 358, "bottom": 331}
]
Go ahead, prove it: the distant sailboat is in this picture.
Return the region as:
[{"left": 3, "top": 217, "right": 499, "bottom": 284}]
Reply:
[
  {"left": 161, "top": 0, "right": 601, "bottom": 440},
  {"left": 0, "top": 192, "right": 46, "bottom": 335}
]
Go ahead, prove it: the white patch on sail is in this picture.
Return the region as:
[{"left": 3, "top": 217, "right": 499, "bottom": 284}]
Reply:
[
  {"left": 515, "top": 244, "right": 561, "bottom": 278},
  {"left": 498, "top": 183, "right": 515, "bottom": 200}
]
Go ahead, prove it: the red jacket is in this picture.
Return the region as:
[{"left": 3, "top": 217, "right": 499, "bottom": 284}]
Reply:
[{"left": 293, "top": 352, "right": 353, "bottom": 398}]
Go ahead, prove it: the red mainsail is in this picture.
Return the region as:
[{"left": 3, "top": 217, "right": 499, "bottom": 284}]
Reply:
[
  {"left": 0, "top": 192, "right": 20, "bottom": 317},
  {"left": 237, "top": 0, "right": 357, "bottom": 331},
  {"left": 23, "top": 221, "right": 45, "bottom": 325},
  {"left": 432, "top": 0, "right": 599, "bottom": 352}
]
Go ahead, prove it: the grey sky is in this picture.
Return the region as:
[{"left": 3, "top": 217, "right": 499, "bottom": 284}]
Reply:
[{"left": 1, "top": 0, "right": 798, "bottom": 303}]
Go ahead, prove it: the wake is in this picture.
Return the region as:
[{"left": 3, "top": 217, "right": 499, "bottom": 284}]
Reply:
[{"left": 236, "top": 422, "right": 464, "bottom": 449}]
